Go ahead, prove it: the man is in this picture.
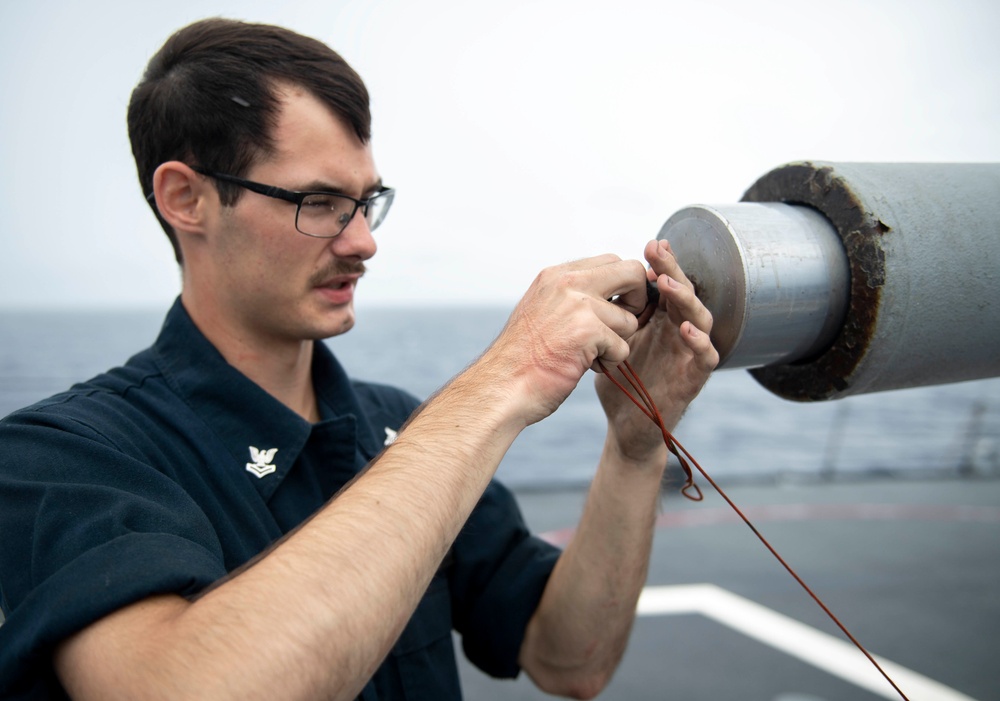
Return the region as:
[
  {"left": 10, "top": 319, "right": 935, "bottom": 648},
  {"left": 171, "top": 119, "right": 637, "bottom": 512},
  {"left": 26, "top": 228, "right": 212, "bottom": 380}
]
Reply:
[{"left": 0, "top": 18, "right": 717, "bottom": 701}]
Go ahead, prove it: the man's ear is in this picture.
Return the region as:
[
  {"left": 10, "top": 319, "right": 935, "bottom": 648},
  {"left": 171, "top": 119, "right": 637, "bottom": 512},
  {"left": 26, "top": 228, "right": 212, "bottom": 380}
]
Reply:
[{"left": 151, "top": 162, "right": 214, "bottom": 235}]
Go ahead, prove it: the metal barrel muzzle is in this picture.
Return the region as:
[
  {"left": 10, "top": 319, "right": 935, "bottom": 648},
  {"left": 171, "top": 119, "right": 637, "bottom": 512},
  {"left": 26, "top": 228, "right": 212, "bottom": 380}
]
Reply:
[{"left": 659, "top": 161, "right": 1000, "bottom": 401}]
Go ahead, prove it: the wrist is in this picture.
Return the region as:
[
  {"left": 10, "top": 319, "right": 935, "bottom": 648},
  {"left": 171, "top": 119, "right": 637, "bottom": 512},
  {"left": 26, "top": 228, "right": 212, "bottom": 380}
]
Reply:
[
  {"left": 601, "top": 427, "right": 669, "bottom": 475},
  {"left": 472, "top": 337, "right": 580, "bottom": 430},
  {"left": 435, "top": 354, "right": 533, "bottom": 439}
]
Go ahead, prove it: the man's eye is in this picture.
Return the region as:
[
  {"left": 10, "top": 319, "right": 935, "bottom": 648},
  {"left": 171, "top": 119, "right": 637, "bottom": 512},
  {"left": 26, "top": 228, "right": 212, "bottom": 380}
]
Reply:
[{"left": 302, "top": 195, "right": 337, "bottom": 209}]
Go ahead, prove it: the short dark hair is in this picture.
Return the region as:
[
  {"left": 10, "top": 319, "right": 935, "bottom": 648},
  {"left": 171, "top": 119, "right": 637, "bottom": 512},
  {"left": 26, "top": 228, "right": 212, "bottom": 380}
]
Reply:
[{"left": 127, "top": 18, "right": 371, "bottom": 263}]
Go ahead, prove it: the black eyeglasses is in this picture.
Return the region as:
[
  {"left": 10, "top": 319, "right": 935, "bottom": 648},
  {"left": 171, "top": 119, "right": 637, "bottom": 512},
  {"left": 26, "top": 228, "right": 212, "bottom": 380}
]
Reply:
[{"left": 193, "top": 167, "right": 394, "bottom": 238}]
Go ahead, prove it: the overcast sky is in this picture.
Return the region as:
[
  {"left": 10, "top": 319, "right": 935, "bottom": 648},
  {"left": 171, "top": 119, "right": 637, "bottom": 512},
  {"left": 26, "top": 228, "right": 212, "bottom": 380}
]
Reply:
[{"left": 2, "top": 0, "right": 998, "bottom": 309}]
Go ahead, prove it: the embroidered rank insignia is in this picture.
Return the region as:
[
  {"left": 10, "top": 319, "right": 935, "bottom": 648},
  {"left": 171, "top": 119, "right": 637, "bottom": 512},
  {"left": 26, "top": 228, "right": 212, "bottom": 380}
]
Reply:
[
  {"left": 246, "top": 446, "right": 278, "bottom": 478},
  {"left": 384, "top": 427, "right": 398, "bottom": 447}
]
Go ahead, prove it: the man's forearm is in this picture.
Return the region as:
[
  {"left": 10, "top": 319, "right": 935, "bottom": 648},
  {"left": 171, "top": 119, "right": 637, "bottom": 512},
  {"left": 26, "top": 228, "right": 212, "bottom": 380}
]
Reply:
[{"left": 519, "top": 436, "right": 667, "bottom": 699}]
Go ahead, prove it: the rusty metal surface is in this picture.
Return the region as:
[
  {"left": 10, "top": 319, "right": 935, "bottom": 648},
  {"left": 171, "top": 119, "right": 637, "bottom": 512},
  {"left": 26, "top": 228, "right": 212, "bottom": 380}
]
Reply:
[
  {"left": 742, "top": 161, "right": 1000, "bottom": 402},
  {"left": 742, "top": 162, "right": 882, "bottom": 401}
]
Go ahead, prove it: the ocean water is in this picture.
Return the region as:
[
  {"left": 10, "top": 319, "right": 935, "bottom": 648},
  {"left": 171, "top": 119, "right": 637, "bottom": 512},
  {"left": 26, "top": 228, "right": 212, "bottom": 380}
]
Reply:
[{"left": 1, "top": 306, "right": 998, "bottom": 489}]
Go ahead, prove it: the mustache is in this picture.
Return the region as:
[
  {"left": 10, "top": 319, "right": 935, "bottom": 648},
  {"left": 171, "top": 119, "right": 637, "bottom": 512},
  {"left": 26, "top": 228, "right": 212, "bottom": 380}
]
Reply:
[{"left": 310, "top": 261, "right": 367, "bottom": 286}]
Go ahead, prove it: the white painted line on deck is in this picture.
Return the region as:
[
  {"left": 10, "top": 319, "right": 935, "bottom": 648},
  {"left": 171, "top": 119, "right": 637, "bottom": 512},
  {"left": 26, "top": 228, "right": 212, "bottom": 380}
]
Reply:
[{"left": 637, "top": 584, "right": 979, "bottom": 701}]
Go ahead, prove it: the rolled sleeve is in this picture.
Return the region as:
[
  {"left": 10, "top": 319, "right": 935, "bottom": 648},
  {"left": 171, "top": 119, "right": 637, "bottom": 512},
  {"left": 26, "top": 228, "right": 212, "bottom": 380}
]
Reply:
[
  {"left": 0, "top": 533, "right": 225, "bottom": 698},
  {"left": 0, "top": 414, "right": 228, "bottom": 698}
]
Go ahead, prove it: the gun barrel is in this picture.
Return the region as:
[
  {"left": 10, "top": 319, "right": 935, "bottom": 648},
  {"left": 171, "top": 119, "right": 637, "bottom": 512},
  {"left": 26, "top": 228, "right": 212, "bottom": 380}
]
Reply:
[{"left": 659, "top": 161, "right": 1000, "bottom": 401}]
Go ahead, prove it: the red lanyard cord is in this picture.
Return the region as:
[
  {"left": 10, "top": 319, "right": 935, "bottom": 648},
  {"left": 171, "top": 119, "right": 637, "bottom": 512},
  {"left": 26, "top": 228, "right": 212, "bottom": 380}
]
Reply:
[{"left": 599, "top": 359, "right": 910, "bottom": 701}]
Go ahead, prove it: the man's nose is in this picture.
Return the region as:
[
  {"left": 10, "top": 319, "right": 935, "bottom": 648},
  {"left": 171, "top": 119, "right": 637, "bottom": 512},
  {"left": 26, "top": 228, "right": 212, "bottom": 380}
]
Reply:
[{"left": 331, "top": 209, "right": 377, "bottom": 260}]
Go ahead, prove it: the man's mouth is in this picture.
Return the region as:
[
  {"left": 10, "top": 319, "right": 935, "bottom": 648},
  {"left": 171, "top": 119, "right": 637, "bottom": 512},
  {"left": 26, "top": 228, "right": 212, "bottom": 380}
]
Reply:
[
  {"left": 322, "top": 277, "right": 355, "bottom": 290},
  {"left": 313, "top": 272, "right": 362, "bottom": 305}
]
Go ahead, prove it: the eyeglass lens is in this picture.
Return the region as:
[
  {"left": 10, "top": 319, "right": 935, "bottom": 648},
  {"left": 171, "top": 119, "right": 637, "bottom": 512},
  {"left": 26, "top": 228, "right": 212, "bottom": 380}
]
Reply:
[{"left": 295, "top": 191, "right": 393, "bottom": 237}]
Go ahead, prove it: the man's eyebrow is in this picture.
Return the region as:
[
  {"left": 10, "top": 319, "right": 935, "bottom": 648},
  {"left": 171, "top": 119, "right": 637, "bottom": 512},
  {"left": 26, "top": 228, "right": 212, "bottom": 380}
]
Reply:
[{"left": 294, "top": 178, "right": 384, "bottom": 196}]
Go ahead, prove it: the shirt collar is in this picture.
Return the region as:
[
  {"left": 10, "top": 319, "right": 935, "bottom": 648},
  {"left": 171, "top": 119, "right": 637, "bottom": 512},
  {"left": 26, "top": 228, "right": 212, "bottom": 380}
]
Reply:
[{"left": 150, "top": 299, "right": 380, "bottom": 500}]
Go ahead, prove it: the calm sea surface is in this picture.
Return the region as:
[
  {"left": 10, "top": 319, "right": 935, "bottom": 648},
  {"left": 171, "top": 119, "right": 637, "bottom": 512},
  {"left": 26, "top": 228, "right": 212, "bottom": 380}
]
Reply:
[{"left": 1, "top": 306, "right": 998, "bottom": 489}]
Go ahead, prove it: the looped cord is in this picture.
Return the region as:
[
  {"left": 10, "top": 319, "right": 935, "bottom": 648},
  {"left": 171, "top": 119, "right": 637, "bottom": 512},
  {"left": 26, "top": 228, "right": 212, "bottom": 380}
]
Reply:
[{"left": 598, "top": 359, "right": 910, "bottom": 701}]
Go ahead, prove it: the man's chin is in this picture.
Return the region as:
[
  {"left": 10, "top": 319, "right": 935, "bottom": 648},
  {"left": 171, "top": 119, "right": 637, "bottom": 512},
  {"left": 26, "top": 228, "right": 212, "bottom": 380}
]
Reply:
[{"left": 312, "top": 307, "right": 356, "bottom": 340}]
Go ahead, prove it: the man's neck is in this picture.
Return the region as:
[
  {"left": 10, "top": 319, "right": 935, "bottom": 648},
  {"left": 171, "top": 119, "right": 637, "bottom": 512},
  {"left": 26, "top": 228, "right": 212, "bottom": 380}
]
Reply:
[
  {"left": 182, "top": 297, "right": 320, "bottom": 423},
  {"left": 231, "top": 340, "right": 319, "bottom": 423}
]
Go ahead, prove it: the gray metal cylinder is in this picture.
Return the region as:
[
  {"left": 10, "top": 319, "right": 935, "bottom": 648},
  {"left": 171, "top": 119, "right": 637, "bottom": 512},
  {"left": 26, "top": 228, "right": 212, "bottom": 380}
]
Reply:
[
  {"left": 659, "top": 161, "right": 1000, "bottom": 401},
  {"left": 659, "top": 203, "right": 850, "bottom": 369}
]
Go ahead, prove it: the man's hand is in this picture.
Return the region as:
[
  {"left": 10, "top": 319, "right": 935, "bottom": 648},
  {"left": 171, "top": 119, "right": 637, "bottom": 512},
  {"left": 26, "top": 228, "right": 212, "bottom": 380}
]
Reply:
[
  {"left": 483, "top": 254, "right": 651, "bottom": 426},
  {"left": 596, "top": 239, "right": 719, "bottom": 465}
]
